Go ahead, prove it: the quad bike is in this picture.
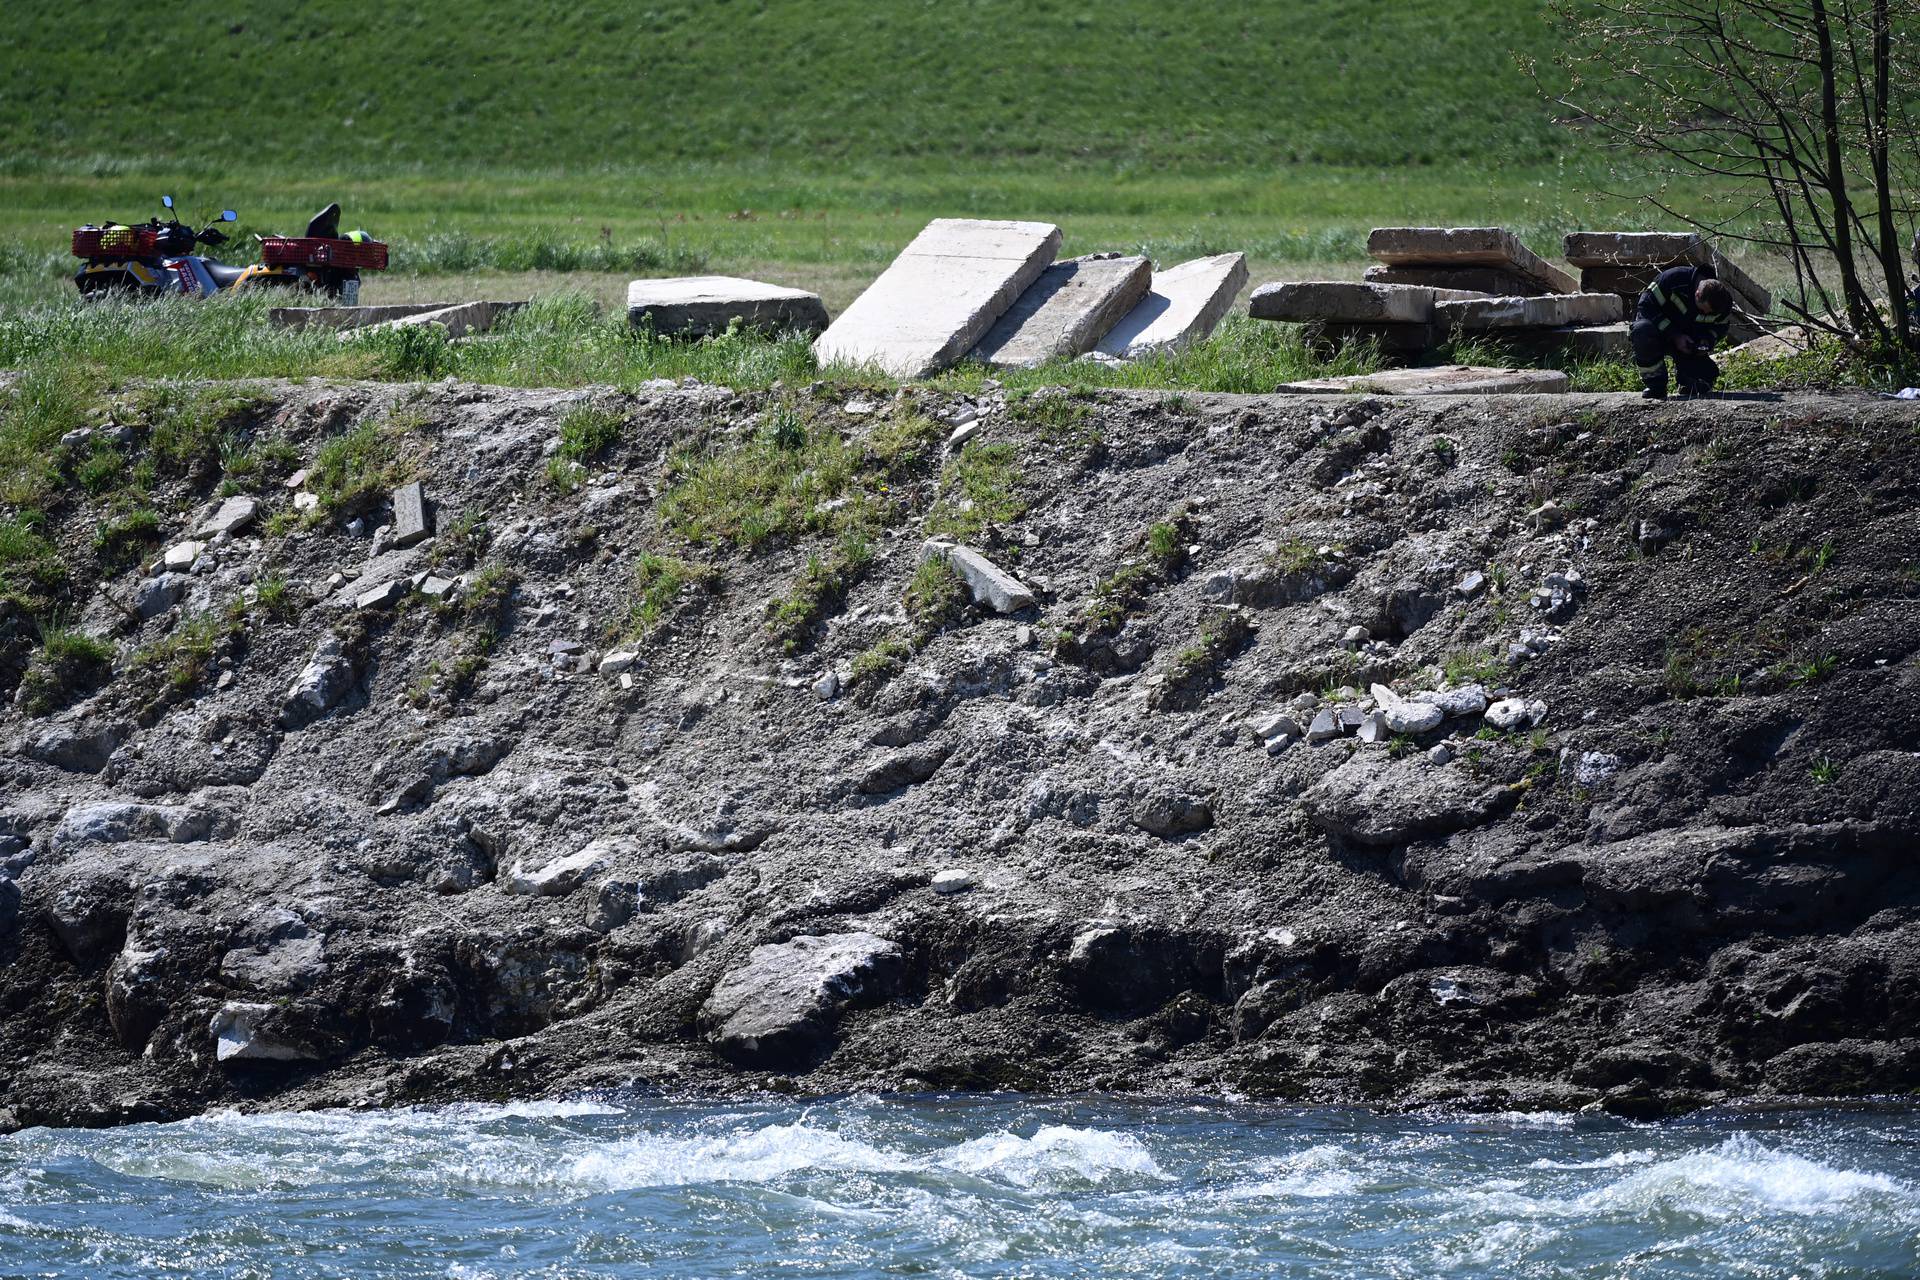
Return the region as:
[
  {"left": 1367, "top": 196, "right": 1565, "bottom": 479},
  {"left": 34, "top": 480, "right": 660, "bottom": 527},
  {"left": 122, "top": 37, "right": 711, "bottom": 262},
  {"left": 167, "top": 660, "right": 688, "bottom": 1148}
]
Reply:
[
  {"left": 70, "top": 195, "right": 242, "bottom": 297},
  {"left": 72, "top": 197, "right": 387, "bottom": 301}
]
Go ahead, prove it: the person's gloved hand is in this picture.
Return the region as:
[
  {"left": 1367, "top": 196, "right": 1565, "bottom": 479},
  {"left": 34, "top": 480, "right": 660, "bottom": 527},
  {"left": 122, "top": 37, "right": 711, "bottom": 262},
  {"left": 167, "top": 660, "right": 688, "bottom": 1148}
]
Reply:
[{"left": 1673, "top": 334, "right": 1696, "bottom": 354}]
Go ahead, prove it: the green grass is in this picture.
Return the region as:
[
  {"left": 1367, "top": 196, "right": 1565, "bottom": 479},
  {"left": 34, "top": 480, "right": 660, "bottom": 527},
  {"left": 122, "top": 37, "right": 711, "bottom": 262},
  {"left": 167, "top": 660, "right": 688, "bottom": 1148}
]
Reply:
[
  {"left": 555, "top": 403, "right": 626, "bottom": 463},
  {"left": 0, "top": 0, "right": 1759, "bottom": 321},
  {"left": 307, "top": 410, "right": 420, "bottom": 514},
  {"left": 926, "top": 442, "right": 1025, "bottom": 540},
  {"left": 621, "top": 552, "right": 714, "bottom": 640}
]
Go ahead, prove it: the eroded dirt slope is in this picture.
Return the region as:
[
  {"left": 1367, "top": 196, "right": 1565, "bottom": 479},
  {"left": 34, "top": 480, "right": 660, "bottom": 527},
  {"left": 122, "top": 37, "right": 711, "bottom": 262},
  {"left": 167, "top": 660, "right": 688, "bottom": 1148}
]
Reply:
[{"left": 2, "top": 377, "right": 1917, "bottom": 1129}]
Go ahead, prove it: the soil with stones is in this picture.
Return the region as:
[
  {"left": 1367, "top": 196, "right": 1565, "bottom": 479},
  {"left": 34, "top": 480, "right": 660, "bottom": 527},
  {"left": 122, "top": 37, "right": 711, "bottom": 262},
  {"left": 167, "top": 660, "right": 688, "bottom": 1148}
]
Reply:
[{"left": 3, "top": 375, "right": 1918, "bottom": 1132}]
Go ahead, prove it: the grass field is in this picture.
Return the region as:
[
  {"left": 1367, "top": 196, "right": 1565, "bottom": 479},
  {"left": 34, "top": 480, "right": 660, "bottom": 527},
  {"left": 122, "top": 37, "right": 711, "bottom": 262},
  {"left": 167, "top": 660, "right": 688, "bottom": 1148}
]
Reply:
[
  {"left": 0, "top": 0, "right": 1854, "bottom": 405},
  {"left": 0, "top": 0, "right": 1722, "bottom": 312}
]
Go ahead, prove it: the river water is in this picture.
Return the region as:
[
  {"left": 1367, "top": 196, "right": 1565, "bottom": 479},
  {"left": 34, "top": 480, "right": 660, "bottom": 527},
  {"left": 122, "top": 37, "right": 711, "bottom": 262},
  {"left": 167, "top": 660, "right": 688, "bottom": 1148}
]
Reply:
[{"left": 2, "top": 1095, "right": 1916, "bottom": 1278}]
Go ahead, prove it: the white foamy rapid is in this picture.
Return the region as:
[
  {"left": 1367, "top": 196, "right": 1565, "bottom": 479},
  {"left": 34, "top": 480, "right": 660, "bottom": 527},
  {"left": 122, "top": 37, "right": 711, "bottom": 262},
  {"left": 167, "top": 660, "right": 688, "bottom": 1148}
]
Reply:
[{"left": 3, "top": 1100, "right": 1916, "bottom": 1278}]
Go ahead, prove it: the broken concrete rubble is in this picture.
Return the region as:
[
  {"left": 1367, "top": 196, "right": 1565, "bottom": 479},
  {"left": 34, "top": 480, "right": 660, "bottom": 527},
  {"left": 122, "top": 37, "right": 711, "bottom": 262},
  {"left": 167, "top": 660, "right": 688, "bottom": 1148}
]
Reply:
[
  {"left": 970, "top": 254, "right": 1152, "bottom": 368},
  {"left": 1433, "top": 293, "right": 1626, "bottom": 331},
  {"left": 389, "top": 482, "right": 430, "bottom": 550},
  {"left": 1275, "top": 366, "right": 1570, "bottom": 396},
  {"left": 921, "top": 540, "right": 1035, "bottom": 613},
  {"left": 354, "top": 301, "right": 528, "bottom": 341},
  {"left": 626, "top": 276, "right": 829, "bottom": 338},
  {"left": 1367, "top": 227, "right": 1578, "bottom": 295},
  {"left": 1563, "top": 231, "right": 1772, "bottom": 313},
  {"left": 1097, "top": 253, "right": 1249, "bottom": 358},
  {"left": 1249, "top": 281, "right": 1483, "bottom": 325},
  {"left": 813, "top": 219, "right": 1061, "bottom": 378}
]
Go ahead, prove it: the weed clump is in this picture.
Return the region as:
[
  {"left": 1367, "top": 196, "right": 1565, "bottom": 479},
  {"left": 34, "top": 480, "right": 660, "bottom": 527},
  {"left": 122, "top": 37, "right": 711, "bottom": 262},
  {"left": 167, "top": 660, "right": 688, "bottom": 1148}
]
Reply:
[
  {"left": 767, "top": 533, "right": 872, "bottom": 654},
  {"left": 556, "top": 403, "right": 626, "bottom": 463},
  {"left": 309, "top": 411, "right": 421, "bottom": 515},
  {"left": 17, "top": 626, "right": 114, "bottom": 716},
  {"left": 623, "top": 553, "right": 716, "bottom": 640},
  {"left": 925, "top": 441, "right": 1024, "bottom": 540}
]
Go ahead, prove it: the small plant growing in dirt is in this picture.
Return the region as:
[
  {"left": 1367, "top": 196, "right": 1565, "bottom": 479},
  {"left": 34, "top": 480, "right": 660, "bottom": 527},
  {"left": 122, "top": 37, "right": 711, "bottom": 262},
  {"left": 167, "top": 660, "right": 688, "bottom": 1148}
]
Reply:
[
  {"left": 925, "top": 441, "right": 1024, "bottom": 540},
  {"left": 1811, "top": 756, "right": 1838, "bottom": 785},
  {"left": 622, "top": 553, "right": 714, "bottom": 639},
  {"left": 555, "top": 403, "right": 626, "bottom": 463},
  {"left": 1151, "top": 610, "right": 1252, "bottom": 710},
  {"left": 767, "top": 533, "right": 871, "bottom": 654},
  {"left": 906, "top": 556, "right": 967, "bottom": 634},
  {"left": 17, "top": 627, "right": 114, "bottom": 716},
  {"left": 310, "top": 412, "right": 419, "bottom": 515},
  {"left": 849, "top": 634, "right": 914, "bottom": 687},
  {"left": 0, "top": 517, "right": 69, "bottom": 612},
  {"left": 544, "top": 456, "right": 586, "bottom": 494},
  {"left": 1443, "top": 647, "right": 1504, "bottom": 688},
  {"left": 93, "top": 508, "right": 162, "bottom": 570}
]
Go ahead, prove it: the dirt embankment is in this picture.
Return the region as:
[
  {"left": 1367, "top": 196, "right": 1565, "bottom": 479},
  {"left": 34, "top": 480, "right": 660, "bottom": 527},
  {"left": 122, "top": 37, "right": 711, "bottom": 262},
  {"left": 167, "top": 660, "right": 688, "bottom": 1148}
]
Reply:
[{"left": 2, "top": 377, "right": 1917, "bottom": 1130}]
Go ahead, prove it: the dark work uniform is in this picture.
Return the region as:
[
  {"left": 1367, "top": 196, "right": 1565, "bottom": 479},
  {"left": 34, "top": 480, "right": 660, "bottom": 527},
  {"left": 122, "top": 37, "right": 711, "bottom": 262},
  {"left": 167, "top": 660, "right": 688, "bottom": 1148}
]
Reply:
[{"left": 1632, "top": 265, "right": 1732, "bottom": 395}]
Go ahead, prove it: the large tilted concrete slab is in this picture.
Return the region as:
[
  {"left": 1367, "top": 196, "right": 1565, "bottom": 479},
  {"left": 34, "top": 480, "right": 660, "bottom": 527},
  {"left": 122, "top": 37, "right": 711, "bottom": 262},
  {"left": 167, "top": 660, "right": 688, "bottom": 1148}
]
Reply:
[
  {"left": 1368, "top": 227, "right": 1577, "bottom": 295},
  {"left": 1365, "top": 264, "right": 1558, "bottom": 298},
  {"left": 1096, "top": 253, "right": 1248, "bottom": 358},
  {"left": 1434, "top": 293, "right": 1625, "bottom": 331},
  {"left": 1563, "top": 231, "right": 1772, "bottom": 312},
  {"left": 1249, "top": 281, "right": 1485, "bottom": 324},
  {"left": 352, "top": 301, "right": 528, "bottom": 340},
  {"left": 969, "top": 254, "right": 1151, "bottom": 367},
  {"left": 813, "top": 219, "right": 1060, "bottom": 378},
  {"left": 270, "top": 303, "right": 453, "bottom": 332},
  {"left": 627, "top": 276, "right": 828, "bottom": 338},
  {"left": 1276, "top": 366, "right": 1571, "bottom": 395}
]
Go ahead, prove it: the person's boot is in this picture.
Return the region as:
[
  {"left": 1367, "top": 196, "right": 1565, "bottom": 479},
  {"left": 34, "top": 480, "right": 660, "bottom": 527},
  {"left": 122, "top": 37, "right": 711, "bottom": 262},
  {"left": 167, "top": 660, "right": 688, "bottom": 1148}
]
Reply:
[{"left": 1640, "top": 381, "right": 1668, "bottom": 401}]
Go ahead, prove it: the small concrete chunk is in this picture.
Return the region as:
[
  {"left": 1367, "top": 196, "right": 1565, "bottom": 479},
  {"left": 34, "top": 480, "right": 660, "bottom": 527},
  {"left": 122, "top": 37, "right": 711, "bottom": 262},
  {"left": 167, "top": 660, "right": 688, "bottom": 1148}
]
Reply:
[
  {"left": 600, "top": 650, "right": 639, "bottom": 675},
  {"left": 163, "top": 541, "right": 206, "bottom": 570},
  {"left": 270, "top": 303, "right": 453, "bottom": 332},
  {"left": 1248, "top": 281, "right": 1483, "bottom": 324},
  {"left": 354, "top": 301, "right": 528, "bottom": 340},
  {"left": 921, "top": 540, "right": 1035, "bottom": 613},
  {"left": 1097, "top": 253, "right": 1249, "bottom": 358},
  {"left": 970, "top": 254, "right": 1152, "bottom": 367},
  {"left": 1367, "top": 227, "right": 1577, "bottom": 294},
  {"left": 1276, "top": 366, "right": 1570, "bottom": 396},
  {"left": 505, "top": 841, "right": 613, "bottom": 897},
  {"left": 195, "top": 496, "right": 258, "bottom": 539},
  {"left": 931, "top": 869, "right": 976, "bottom": 895},
  {"left": 1433, "top": 293, "right": 1625, "bottom": 331},
  {"left": 700, "top": 931, "right": 903, "bottom": 1067},
  {"left": 626, "top": 275, "right": 829, "bottom": 338},
  {"left": 355, "top": 579, "right": 410, "bottom": 610},
  {"left": 814, "top": 219, "right": 1061, "bottom": 378},
  {"left": 389, "top": 482, "right": 430, "bottom": 550}
]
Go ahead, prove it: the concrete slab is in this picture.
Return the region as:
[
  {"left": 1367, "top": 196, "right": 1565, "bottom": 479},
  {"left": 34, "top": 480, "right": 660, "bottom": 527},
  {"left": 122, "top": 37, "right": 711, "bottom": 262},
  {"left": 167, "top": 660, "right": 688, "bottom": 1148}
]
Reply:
[
  {"left": 813, "top": 219, "right": 1061, "bottom": 378},
  {"left": 1096, "top": 253, "right": 1248, "bottom": 358},
  {"left": 1562, "top": 231, "right": 1771, "bottom": 311},
  {"left": 969, "top": 254, "right": 1151, "bottom": 367},
  {"left": 921, "top": 540, "right": 1035, "bottom": 613},
  {"left": 1276, "top": 366, "right": 1571, "bottom": 395},
  {"left": 1555, "top": 323, "right": 1632, "bottom": 361},
  {"left": 1249, "top": 281, "right": 1484, "bottom": 324},
  {"left": 354, "top": 301, "right": 528, "bottom": 340},
  {"left": 390, "top": 482, "right": 430, "bottom": 549},
  {"left": 626, "top": 276, "right": 828, "bottom": 338},
  {"left": 1365, "top": 265, "right": 1558, "bottom": 298},
  {"left": 1367, "top": 227, "right": 1577, "bottom": 294},
  {"left": 1434, "top": 293, "right": 1625, "bottom": 331},
  {"left": 270, "top": 303, "right": 453, "bottom": 332}
]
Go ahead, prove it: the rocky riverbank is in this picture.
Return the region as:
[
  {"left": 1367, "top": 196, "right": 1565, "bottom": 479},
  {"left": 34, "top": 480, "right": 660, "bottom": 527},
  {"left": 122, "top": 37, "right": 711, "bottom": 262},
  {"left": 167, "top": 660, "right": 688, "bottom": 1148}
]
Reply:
[{"left": 2, "top": 376, "right": 1917, "bottom": 1130}]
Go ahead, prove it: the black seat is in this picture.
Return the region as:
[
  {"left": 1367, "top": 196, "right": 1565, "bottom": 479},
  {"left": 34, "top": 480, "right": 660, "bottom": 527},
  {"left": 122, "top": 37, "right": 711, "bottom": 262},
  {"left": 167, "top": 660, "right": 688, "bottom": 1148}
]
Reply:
[
  {"left": 304, "top": 202, "right": 341, "bottom": 239},
  {"left": 205, "top": 261, "right": 250, "bottom": 287}
]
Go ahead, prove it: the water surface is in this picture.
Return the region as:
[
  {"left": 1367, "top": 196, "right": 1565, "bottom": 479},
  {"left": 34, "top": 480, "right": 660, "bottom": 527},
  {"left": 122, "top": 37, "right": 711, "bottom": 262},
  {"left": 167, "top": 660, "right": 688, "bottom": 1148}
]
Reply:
[{"left": 3, "top": 1095, "right": 1917, "bottom": 1277}]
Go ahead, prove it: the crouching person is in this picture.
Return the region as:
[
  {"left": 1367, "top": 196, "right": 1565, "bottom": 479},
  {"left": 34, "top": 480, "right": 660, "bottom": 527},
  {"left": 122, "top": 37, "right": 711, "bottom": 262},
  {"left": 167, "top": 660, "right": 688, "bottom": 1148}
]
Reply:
[{"left": 1631, "top": 266, "right": 1734, "bottom": 400}]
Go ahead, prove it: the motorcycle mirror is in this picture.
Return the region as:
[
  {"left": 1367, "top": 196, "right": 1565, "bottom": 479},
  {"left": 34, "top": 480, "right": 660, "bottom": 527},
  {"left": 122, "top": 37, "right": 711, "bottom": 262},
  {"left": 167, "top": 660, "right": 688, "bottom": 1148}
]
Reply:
[
  {"left": 221, "top": 210, "right": 237, "bottom": 222},
  {"left": 161, "top": 195, "right": 174, "bottom": 210}
]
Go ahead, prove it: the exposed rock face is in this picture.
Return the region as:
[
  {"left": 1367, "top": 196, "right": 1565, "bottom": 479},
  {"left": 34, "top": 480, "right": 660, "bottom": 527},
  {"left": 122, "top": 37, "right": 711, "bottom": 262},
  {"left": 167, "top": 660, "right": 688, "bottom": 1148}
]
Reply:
[
  {"left": 700, "top": 932, "right": 904, "bottom": 1067},
  {"left": 1, "top": 379, "right": 1918, "bottom": 1132}
]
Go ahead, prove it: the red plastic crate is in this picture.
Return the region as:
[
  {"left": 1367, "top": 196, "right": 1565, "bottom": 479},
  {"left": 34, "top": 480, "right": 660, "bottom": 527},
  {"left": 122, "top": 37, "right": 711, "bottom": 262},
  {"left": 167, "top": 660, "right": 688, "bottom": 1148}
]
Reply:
[
  {"left": 259, "top": 235, "right": 389, "bottom": 270},
  {"left": 72, "top": 226, "right": 161, "bottom": 258}
]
